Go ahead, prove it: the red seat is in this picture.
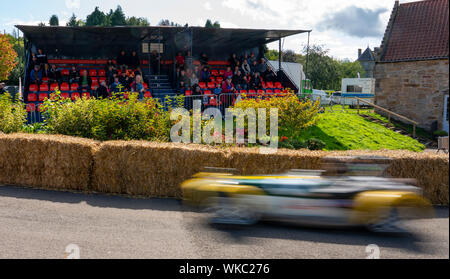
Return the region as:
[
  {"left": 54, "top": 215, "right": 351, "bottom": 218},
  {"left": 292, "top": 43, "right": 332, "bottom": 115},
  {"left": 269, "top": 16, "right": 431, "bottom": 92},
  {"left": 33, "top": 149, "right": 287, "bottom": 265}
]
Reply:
[
  {"left": 27, "top": 93, "right": 37, "bottom": 102},
  {"left": 79, "top": 69, "right": 87, "bottom": 76},
  {"left": 209, "top": 97, "right": 218, "bottom": 106},
  {"left": 240, "top": 90, "right": 248, "bottom": 94},
  {"left": 29, "top": 84, "right": 38, "bottom": 92},
  {"left": 98, "top": 69, "right": 106, "bottom": 77},
  {"left": 210, "top": 77, "right": 215, "bottom": 83},
  {"left": 219, "top": 70, "right": 225, "bottom": 76},
  {"left": 50, "top": 83, "right": 59, "bottom": 91},
  {"left": 203, "top": 90, "right": 212, "bottom": 95},
  {"left": 266, "top": 90, "right": 274, "bottom": 94},
  {"left": 216, "top": 77, "right": 224, "bottom": 83},
  {"left": 123, "top": 93, "right": 129, "bottom": 99},
  {"left": 61, "top": 69, "right": 70, "bottom": 76},
  {"left": 211, "top": 70, "right": 219, "bottom": 76},
  {"left": 274, "top": 89, "right": 282, "bottom": 94},
  {"left": 99, "top": 77, "right": 107, "bottom": 84},
  {"left": 60, "top": 83, "right": 70, "bottom": 91},
  {"left": 37, "top": 104, "right": 45, "bottom": 112},
  {"left": 266, "top": 82, "right": 274, "bottom": 88},
  {"left": 82, "top": 92, "right": 91, "bottom": 99},
  {"left": 275, "top": 82, "right": 282, "bottom": 88},
  {"left": 257, "top": 90, "right": 265, "bottom": 95},
  {"left": 143, "top": 83, "right": 148, "bottom": 89},
  {"left": 185, "top": 90, "right": 192, "bottom": 96},
  {"left": 70, "top": 83, "right": 79, "bottom": 91},
  {"left": 91, "top": 77, "right": 98, "bottom": 83},
  {"left": 248, "top": 90, "right": 256, "bottom": 94},
  {"left": 71, "top": 92, "right": 80, "bottom": 100},
  {"left": 91, "top": 84, "right": 99, "bottom": 90},
  {"left": 26, "top": 103, "right": 36, "bottom": 112},
  {"left": 61, "top": 92, "right": 70, "bottom": 99},
  {"left": 38, "top": 93, "right": 48, "bottom": 102},
  {"left": 144, "top": 91, "right": 152, "bottom": 98},
  {"left": 39, "top": 84, "right": 49, "bottom": 92},
  {"left": 207, "top": 82, "right": 216, "bottom": 89},
  {"left": 89, "top": 69, "right": 97, "bottom": 77},
  {"left": 198, "top": 82, "right": 206, "bottom": 89},
  {"left": 42, "top": 77, "right": 49, "bottom": 83}
]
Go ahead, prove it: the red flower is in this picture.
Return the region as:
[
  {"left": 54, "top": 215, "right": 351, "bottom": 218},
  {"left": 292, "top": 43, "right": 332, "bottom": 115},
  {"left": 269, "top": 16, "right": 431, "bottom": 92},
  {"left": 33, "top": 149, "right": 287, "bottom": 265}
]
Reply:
[{"left": 280, "top": 136, "right": 288, "bottom": 142}]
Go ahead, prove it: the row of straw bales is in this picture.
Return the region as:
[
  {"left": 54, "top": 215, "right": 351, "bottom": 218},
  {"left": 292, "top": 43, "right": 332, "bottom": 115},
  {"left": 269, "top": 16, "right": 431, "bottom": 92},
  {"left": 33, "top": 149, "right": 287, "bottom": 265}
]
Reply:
[{"left": 0, "top": 134, "right": 448, "bottom": 204}]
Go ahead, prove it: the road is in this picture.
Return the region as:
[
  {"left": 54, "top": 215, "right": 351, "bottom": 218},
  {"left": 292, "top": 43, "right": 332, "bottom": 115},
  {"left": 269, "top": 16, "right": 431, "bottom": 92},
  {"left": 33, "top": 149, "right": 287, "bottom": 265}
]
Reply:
[{"left": 0, "top": 185, "right": 448, "bottom": 259}]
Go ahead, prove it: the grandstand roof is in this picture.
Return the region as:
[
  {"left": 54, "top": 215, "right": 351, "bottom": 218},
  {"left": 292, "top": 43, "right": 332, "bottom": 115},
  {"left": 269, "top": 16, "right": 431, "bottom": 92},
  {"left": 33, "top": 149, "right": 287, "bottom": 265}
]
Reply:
[{"left": 16, "top": 25, "right": 309, "bottom": 58}]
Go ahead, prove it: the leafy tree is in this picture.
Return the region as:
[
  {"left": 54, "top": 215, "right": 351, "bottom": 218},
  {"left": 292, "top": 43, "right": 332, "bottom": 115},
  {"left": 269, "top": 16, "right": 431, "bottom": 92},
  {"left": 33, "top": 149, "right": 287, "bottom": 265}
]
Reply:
[
  {"left": 126, "top": 17, "right": 150, "bottom": 26},
  {"left": 66, "top": 13, "right": 79, "bottom": 27},
  {"left": 38, "top": 22, "right": 46, "bottom": 27},
  {"left": 158, "top": 19, "right": 180, "bottom": 26},
  {"left": 213, "top": 21, "right": 220, "bottom": 28},
  {"left": 111, "top": 5, "right": 127, "bottom": 26},
  {"left": 86, "top": 7, "right": 106, "bottom": 26},
  {"left": 0, "top": 34, "right": 18, "bottom": 81},
  {"left": 3, "top": 33, "right": 24, "bottom": 85},
  {"left": 49, "top": 15, "right": 59, "bottom": 26},
  {"left": 205, "top": 19, "right": 220, "bottom": 28}
]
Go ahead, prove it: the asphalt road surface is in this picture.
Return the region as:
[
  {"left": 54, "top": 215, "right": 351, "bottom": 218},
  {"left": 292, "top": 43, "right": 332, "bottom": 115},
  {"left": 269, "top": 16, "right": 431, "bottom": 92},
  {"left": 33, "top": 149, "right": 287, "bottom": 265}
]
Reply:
[{"left": 0, "top": 185, "right": 448, "bottom": 259}]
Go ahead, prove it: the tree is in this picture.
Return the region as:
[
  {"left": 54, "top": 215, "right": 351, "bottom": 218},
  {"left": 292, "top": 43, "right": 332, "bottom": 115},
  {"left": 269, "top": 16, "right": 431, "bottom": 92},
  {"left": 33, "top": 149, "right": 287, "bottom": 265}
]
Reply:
[
  {"left": 38, "top": 22, "right": 46, "bottom": 27},
  {"left": 282, "top": 49, "right": 297, "bottom": 62},
  {"left": 111, "top": 5, "right": 127, "bottom": 26},
  {"left": 66, "top": 13, "right": 79, "bottom": 27},
  {"left": 86, "top": 7, "right": 106, "bottom": 26},
  {"left": 0, "top": 34, "right": 18, "bottom": 81},
  {"left": 205, "top": 19, "right": 213, "bottom": 28},
  {"left": 4, "top": 32, "right": 24, "bottom": 85},
  {"left": 213, "top": 21, "right": 220, "bottom": 28},
  {"left": 126, "top": 17, "right": 150, "bottom": 26},
  {"left": 158, "top": 19, "right": 180, "bottom": 26},
  {"left": 49, "top": 15, "right": 59, "bottom": 26}
]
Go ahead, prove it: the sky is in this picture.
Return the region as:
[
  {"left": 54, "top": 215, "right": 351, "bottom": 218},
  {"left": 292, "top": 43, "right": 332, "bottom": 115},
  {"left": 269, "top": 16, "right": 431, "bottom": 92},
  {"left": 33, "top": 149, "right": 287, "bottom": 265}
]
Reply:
[{"left": 0, "top": 0, "right": 418, "bottom": 61}]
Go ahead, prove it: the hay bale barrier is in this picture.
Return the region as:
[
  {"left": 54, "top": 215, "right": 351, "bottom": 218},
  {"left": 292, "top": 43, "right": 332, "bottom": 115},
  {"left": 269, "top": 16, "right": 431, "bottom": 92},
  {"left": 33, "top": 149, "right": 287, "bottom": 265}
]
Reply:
[
  {"left": 0, "top": 133, "right": 99, "bottom": 191},
  {"left": 0, "top": 133, "right": 448, "bottom": 204},
  {"left": 92, "top": 141, "right": 228, "bottom": 198}
]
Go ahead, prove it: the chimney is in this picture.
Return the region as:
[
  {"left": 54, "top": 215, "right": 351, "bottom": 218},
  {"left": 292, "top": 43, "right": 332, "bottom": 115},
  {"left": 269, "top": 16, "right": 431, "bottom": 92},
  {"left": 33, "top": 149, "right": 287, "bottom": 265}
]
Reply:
[{"left": 358, "top": 49, "right": 362, "bottom": 58}]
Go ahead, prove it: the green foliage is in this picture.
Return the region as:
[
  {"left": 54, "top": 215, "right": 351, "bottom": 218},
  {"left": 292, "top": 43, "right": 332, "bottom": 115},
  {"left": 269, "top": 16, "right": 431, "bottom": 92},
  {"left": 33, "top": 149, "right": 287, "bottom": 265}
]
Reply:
[
  {"left": 126, "top": 16, "right": 150, "bottom": 26},
  {"left": 66, "top": 13, "right": 79, "bottom": 27},
  {"left": 0, "top": 92, "right": 26, "bottom": 133},
  {"left": 110, "top": 5, "right": 127, "bottom": 26},
  {"left": 49, "top": 15, "right": 59, "bottom": 26},
  {"left": 433, "top": 130, "right": 448, "bottom": 137},
  {"left": 86, "top": 7, "right": 107, "bottom": 26},
  {"left": 40, "top": 90, "right": 174, "bottom": 141},
  {"left": 305, "top": 138, "right": 325, "bottom": 150},
  {"left": 0, "top": 34, "right": 18, "bottom": 81},
  {"left": 158, "top": 19, "right": 181, "bottom": 26},
  {"left": 3, "top": 32, "right": 23, "bottom": 85},
  {"left": 205, "top": 19, "right": 220, "bottom": 28}
]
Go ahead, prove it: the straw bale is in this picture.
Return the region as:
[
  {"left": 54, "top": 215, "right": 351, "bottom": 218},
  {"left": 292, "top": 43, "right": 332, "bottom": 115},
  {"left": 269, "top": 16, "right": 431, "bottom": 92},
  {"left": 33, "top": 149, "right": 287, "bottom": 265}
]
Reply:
[{"left": 0, "top": 133, "right": 99, "bottom": 191}]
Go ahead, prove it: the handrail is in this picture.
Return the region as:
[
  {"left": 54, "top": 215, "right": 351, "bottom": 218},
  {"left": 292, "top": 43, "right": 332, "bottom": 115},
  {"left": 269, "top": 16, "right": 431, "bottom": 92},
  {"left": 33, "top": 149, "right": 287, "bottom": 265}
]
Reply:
[{"left": 355, "top": 97, "right": 418, "bottom": 138}]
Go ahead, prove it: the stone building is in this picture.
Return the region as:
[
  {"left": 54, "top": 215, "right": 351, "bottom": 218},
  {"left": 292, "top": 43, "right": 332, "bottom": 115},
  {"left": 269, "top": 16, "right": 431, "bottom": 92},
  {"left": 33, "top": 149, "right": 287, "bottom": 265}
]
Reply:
[
  {"left": 374, "top": 0, "right": 449, "bottom": 132},
  {"left": 357, "top": 47, "right": 375, "bottom": 78}
]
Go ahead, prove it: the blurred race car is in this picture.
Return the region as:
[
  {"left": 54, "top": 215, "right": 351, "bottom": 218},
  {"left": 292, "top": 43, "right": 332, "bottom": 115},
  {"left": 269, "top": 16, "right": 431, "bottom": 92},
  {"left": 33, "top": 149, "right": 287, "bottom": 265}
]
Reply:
[{"left": 181, "top": 169, "right": 433, "bottom": 233}]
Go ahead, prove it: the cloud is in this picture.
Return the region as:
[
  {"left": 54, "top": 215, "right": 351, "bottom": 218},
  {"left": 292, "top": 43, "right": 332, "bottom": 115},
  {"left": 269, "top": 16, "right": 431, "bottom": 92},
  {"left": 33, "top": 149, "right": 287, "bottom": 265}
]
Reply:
[
  {"left": 315, "top": 6, "right": 388, "bottom": 38},
  {"left": 203, "top": 2, "right": 212, "bottom": 11},
  {"left": 65, "top": 0, "right": 80, "bottom": 9}
]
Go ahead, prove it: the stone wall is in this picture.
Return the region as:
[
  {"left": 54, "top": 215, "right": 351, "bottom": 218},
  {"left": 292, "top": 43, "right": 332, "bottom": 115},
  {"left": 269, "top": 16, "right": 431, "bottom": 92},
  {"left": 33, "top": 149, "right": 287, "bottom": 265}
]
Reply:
[{"left": 374, "top": 59, "right": 449, "bottom": 130}]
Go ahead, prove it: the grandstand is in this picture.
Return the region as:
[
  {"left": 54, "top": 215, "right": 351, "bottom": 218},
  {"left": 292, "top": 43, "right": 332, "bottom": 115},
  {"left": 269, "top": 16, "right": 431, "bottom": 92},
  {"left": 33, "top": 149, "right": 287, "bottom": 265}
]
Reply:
[{"left": 16, "top": 25, "right": 309, "bottom": 121}]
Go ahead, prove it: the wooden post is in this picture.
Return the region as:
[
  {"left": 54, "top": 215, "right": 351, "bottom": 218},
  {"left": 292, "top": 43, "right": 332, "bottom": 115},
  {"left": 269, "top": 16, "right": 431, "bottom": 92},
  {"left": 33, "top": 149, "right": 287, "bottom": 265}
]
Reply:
[{"left": 357, "top": 99, "right": 360, "bottom": 114}]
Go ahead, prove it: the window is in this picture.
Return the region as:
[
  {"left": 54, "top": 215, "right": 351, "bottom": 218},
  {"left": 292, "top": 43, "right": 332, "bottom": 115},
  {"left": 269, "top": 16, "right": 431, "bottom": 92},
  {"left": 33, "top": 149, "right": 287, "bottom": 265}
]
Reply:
[{"left": 347, "top": 85, "right": 363, "bottom": 93}]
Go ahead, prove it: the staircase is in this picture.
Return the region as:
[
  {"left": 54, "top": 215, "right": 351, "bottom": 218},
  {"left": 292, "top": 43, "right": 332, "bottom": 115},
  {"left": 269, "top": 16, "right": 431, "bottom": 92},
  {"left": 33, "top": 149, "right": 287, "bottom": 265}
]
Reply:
[{"left": 147, "top": 74, "right": 177, "bottom": 99}]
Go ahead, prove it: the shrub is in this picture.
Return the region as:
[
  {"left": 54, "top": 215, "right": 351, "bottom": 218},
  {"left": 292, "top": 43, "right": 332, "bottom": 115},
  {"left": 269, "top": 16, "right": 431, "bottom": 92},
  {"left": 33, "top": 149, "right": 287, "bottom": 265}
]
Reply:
[
  {"left": 232, "top": 90, "right": 321, "bottom": 141},
  {"left": 41, "top": 90, "right": 174, "bottom": 141},
  {"left": 306, "top": 138, "right": 326, "bottom": 150},
  {"left": 0, "top": 92, "right": 26, "bottom": 133},
  {"left": 433, "top": 130, "right": 448, "bottom": 137}
]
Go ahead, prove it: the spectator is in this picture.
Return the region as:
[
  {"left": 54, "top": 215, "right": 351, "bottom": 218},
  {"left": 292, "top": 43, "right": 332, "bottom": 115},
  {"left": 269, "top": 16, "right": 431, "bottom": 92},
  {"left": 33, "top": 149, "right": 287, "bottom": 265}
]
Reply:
[
  {"left": 250, "top": 60, "right": 258, "bottom": 74},
  {"left": 105, "top": 59, "right": 116, "bottom": 71},
  {"left": 41, "top": 64, "right": 50, "bottom": 79},
  {"left": 78, "top": 70, "right": 92, "bottom": 93},
  {"left": 129, "top": 50, "right": 140, "bottom": 69},
  {"left": 220, "top": 76, "right": 236, "bottom": 114},
  {"left": 221, "top": 76, "right": 235, "bottom": 93},
  {"left": 233, "top": 66, "right": 240, "bottom": 76},
  {"left": 249, "top": 52, "right": 256, "bottom": 64},
  {"left": 190, "top": 73, "right": 199, "bottom": 88},
  {"left": 241, "top": 60, "right": 251, "bottom": 75},
  {"left": 228, "top": 53, "right": 239, "bottom": 69},
  {"left": 134, "top": 66, "right": 145, "bottom": 84},
  {"left": 110, "top": 76, "right": 123, "bottom": 94},
  {"left": 200, "top": 66, "right": 210, "bottom": 82},
  {"left": 257, "top": 58, "right": 268, "bottom": 76},
  {"left": 30, "top": 56, "right": 39, "bottom": 71},
  {"left": 36, "top": 49, "right": 48, "bottom": 66},
  {"left": 175, "top": 52, "right": 185, "bottom": 69},
  {"left": 49, "top": 64, "right": 61, "bottom": 83},
  {"left": 241, "top": 53, "right": 249, "bottom": 65},
  {"left": 248, "top": 72, "right": 262, "bottom": 90},
  {"left": 69, "top": 66, "right": 79, "bottom": 84},
  {"left": 193, "top": 65, "right": 201, "bottom": 78},
  {"left": 265, "top": 71, "right": 276, "bottom": 83},
  {"left": 199, "top": 53, "right": 209, "bottom": 66},
  {"left": 150, "top": 50, "right": 160, "bottom": 75},
  {"left": 105, "top": 65, "right": 116, "bottom": 85},
  {"left": 117, "top": 50, "right": 129, "bottom": 71},
  {"left": 30, "top": 65, "right": 42, "bottom": 85},
  {"left": 232, "top": 70, "right": 246, "bottom": 90},
  {"left": 223, "top": 66, "right": 233, "bottom": 79},
  {"left": 0, "top": 83, "right": 6, "bottom": 95},
  {"left": 214, "top": 82, "right": 222, "bottom": 95},
  {"left": 96, "top": 81, "right": 109, "bottom": 99},
  {"left": 130, "top": 75, "right": 146, "bottom": 99},
  {"left": 119, "top": 71, "right": 131, "bottom": 91}
]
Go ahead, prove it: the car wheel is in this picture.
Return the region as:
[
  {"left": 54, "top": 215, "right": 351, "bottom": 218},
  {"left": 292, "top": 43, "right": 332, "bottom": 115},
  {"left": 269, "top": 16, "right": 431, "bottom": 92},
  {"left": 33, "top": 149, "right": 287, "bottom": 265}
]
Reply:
[
  {"left": 367, "top": 207, "right": 406, "bottom": 233},
  {"left": 205, "top": 197, "right": 259, "bottom": 225}
]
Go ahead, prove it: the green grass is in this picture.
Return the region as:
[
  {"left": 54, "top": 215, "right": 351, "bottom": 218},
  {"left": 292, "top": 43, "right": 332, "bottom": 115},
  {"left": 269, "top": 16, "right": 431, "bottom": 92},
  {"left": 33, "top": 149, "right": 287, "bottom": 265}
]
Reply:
[{"left": 296, "top": 110, "right": 425, "bottom": 152}]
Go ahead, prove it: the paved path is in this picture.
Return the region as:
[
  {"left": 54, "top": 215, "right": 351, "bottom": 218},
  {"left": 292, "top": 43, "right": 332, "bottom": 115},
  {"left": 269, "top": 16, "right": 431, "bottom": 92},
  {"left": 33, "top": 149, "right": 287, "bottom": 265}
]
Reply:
[{"left": 0, "top": 185, "right": 448, "bottom": 259}]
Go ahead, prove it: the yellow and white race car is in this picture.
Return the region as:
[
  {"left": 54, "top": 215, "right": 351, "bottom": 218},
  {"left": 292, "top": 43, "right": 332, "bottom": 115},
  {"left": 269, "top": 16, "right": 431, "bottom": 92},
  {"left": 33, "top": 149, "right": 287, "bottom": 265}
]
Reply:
[{"left": 181, "top": 169, "right": 433, "bottom": 233}]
